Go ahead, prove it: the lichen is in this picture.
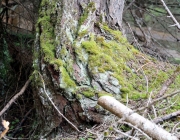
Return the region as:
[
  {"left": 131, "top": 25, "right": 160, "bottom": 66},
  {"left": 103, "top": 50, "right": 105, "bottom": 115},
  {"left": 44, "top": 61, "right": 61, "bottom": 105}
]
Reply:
[
  {"left": 35, "top": 0, "right": 77, "bottom": 93},
  {"left": 36, "top": 0, "right": 180, "bottom": 105}
]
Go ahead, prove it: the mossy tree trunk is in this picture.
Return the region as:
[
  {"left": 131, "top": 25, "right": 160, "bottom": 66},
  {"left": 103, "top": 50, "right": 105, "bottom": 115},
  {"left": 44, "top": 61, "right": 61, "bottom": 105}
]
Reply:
[{"left": 33, "top": 0, "right": 127, "bottom": 138}]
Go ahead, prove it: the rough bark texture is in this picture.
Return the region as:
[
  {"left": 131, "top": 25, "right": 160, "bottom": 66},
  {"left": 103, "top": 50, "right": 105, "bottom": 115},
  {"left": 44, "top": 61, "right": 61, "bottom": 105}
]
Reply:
[
  {"left": 32, "top": 0, "right": 180, "bottom": 139},
  {"left": 33, "top": 0, "right": 125, "bottom": 138}
]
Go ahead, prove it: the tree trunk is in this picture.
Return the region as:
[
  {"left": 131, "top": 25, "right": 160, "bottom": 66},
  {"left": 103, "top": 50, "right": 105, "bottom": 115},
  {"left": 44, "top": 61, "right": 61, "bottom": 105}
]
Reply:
[{"left": 33, "top": 0, "right": 126, "bottom": 138}]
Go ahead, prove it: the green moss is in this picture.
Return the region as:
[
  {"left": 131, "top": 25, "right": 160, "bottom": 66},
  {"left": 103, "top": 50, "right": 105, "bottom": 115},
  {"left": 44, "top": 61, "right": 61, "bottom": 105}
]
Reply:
[
  {"left": 97, "top": 91, "right": 113, "bottom": 97},
  {"left": 49, "top": 59, "right": 64, "bottom": 70},
  {"left": 101, "top": 24, "right": 128, "bottom": 43},
  {"left": 119, "top": 124, "right": 131, "bottom": 131},
  {"left": 37, "top": 0, "right": 180, "bottom": 103},
  {"left": 109, "top": 126, "right": 113, "bottom": 131},
  {"left": 104, "top": 131, "right": 109, "bottom": 136},
  {"left": 81, "top": 40, "right": 99, "bottom": 55},
  {"left": 41, "top": 42, "right": 55, "bottom": 61},
  {"left": 78, "top": 24, "right": 177, "bottom": 100},
  {"left": 61, "top": 67, "right": 76, "bottom": 88},
  {"left": 77, "top": 2, "right": 95, "bottom": 33},
  {"left": 38, "top": 0, "right": 56, "bottom": 64},
  {"left": 79, "top": 10, "right": 89, "bottom": 27},
  {"left": 129, "top": 92, "right": 148, "bottom": 100},
  {"left": 78, "top": 30, "right": 88, "bottom": 38},
  {"left": 37, "top": 16, "right": 50, "bottom": 24},
  {"left": 121, "top": 88, "right": 148, "bottom": 100},
  {"left": 30, "top": 70, "right": 43, "bottom": 87},
  {"left": 82, "top": 90, "right": 95, "bottom": 98},
  {"left": 170, "top": 72, "right": 180, "bottom": 88},
  {"left": 120, "top": 87, "right": 130, "bottom": 93},
  {"left": 148, "top": 70, "right": 169, "bottom": 89},
  {"left": 80, "top": 30, "right": 141, "bottom": 99},
  {"left": 76, "top": 94, "right": 83, "bottom": 100},
  {"left": 59, "top": 46, "right": 68, "bottom": 58},
  {"left": 96, "top": 35, "right": 105, "bottom": 43},
  {"left": 87, "top": 2, "right": 95, "bottom": 9},
  {"left": 99, "top": 14, "right": 103, "bottom": 23},
  {"left": 36, "top": 0, "right": 80, "bottom": 92}
]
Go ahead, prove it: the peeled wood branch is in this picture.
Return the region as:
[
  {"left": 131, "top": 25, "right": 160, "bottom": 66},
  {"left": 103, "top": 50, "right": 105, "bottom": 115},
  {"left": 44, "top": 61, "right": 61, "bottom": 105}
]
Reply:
[{"left": 98, "top": 96, "right": 178, "bottom": 140}]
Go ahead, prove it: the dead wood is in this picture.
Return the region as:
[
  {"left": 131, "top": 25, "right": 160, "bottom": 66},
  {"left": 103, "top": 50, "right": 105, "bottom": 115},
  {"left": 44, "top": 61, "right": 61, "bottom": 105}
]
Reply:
[
  {"left": 98, "top": 96, "right": 178, "bottom": 140},
  {"left": 153, "top": 110, "right": 180, "bottom": 124}
]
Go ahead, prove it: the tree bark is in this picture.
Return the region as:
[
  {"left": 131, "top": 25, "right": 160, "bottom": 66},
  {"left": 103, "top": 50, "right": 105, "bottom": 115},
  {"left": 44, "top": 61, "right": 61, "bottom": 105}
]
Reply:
[{"left": 33, "top": 0, "right": 125, "bottom": 138}]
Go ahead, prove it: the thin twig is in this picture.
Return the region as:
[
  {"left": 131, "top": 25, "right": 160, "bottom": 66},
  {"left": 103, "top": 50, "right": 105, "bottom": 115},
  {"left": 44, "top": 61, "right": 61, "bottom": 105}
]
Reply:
[
  {"left": 160, "top": 0, "right": 180, "bottom": 29},
  {"left": 38, "top": 72, "right": 81, "bottom": 133},
  {"left": 113, "top": 128, "right": 139, "bottom": 140},
  {"left": 0, "top": 79, "right": 30, "bottom": 116},
  {"left": 172, "top": 122, "right": 180, "bottom": 134},
  {"left": 135, "top": 90, "right": 180, "bottom": 112},
  {"left": 143, "top": 91, "right": 153, "bottom": 117},
  {"left": 123, "top": 0, "right": 136, "bottom": 13},
  {"left": 119, "top": 121, "right": 152, "bottom": 140}
]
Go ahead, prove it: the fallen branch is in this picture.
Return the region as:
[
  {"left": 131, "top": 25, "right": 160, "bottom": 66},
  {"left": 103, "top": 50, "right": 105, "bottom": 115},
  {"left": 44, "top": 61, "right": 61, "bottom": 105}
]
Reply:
[
  {"left": 98, "top": 96, "right": 178, "bottom": 140},
  {"left": 153, "top": 110, "right": 180, "bottom": 124},
  {"left": 113, "top": 128, "right": 139, "bottom": 140},
  {"left": 0, "top": 79, "right": 31, "bottom": 116}
]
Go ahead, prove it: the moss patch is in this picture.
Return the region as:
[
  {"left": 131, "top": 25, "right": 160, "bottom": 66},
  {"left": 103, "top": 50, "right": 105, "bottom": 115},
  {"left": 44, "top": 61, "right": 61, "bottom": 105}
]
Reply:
[
  {"left": 37, "top": 1, "right": 180, "bottom": 104},
  {"left": 60, "top": 67, "right": 76, "bottom": 88},
  {"left": 35, "top": 0, "right": 77, "bottom": 91},
  {"left": 79, "top": 23, "right": 179, "bottom": 100},
  {"left": 82, "top": 90, "right": 95, "bottom": 98},
  {"left": 80, "top": 30, "right": 139, "bottom": 98}
]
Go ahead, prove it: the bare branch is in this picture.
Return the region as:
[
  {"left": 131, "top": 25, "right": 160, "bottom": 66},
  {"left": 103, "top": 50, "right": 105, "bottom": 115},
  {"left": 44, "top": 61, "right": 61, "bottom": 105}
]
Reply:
[
  {"left": 160, "top": 0, "right": 180, "bottom": 30},
  {"left": 113, "top": 128, "right": 139, "bottom": 140},
  {"left": 0, "top": 79, "right": 30, "bottom": 116},
  {"left": 98, "top": 96, "right": 178, "bottom": 140}
]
